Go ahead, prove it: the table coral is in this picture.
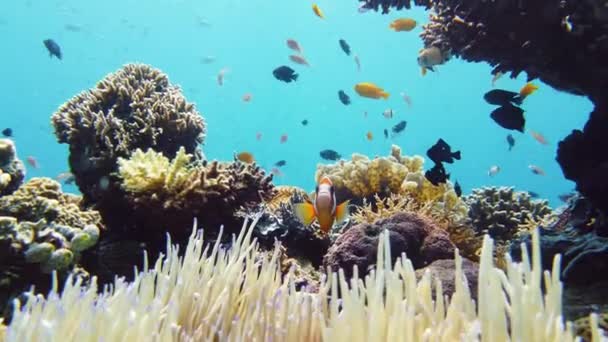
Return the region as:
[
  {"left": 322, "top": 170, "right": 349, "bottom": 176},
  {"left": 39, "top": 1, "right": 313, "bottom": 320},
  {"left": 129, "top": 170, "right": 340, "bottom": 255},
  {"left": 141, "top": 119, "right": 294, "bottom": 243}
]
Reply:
[
  {"left": 0, "top": 139, "right": 25, "bottom": 196},
  {"left": 50, "top": 63, "right": 206, "bottom": 216}
]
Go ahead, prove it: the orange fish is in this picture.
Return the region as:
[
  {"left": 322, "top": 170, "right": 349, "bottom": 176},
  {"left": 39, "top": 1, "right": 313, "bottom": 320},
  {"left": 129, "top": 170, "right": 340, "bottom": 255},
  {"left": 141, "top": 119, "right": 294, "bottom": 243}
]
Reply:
[
  {"left": 242, "top": 93, "right": 253, "bottom": 102},
  {"left": 289, "top": 54, "right": 310, "bottom": 66},
  {"left": 286, "top": 39, "right": 303, "bottom": 53},
  {"left": 236, "top": 151, "right": 255, "bottom": 164},
  {"left": 528, "top": 164, "right": 545, "bottom": 176},
  {"left": 312, "top": 4, "right": 324, "bottom": 19},
  {"left": 26, "top": 156, "right": 39, "bottom": 169},
  {"left": 366, "top": 131, "right": 373, "bottom": 141},
  {"left": 389, "top": 18, "right": 417, "bottom": 31},
  {"left": 354, "top": 82, "right": 390, "bottom": 99},
  {"left": 530, "top": 130, "right": 548, "bottom": 145},
  {"left": 519, "top": 82, "right": 539, "bottom": 98},
  {"left": 294, "top": 176, "right": 350, "bottom": 234}
]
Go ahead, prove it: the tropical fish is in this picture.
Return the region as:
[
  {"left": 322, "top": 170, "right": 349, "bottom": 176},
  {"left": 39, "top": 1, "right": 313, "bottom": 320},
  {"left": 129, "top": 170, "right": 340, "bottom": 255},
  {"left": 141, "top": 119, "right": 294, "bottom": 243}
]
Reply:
[
  {"left": 354, "top": 82, "right": 390, "bottom": 99},
  {"left": 275, "top": 160, "right": 286, "bottom": 167},
  {"left": 506, "top": 134, "right": 515, "bottom": 151},
  {"left": 338, "top": 90, "right": 351, "bottom": 105},
  {"left": 256, "top": 132, "right": 263, "bottom": 141},
  {"left": 301, "top": 119, "right": 309, "bottom": 126},
  {"left": 417, "top": 46, "right": 449, "bottom": 76},
  {"left": 320, "top": 149, "right": 341, "bottom": 161},
  {"left": 271, "top": 167, "right": 284, "bottom": 177},
  {"left": 286, "top": 39, "right": 303, "bottom": 53},
  {"left": 400, "top": 92, "right": 412, "bottom": 107},
  {"left": 484, "top": 89, "right": 523, "bottom": 106},
  {"left": 293, "top": 176, "right": 350, "bottom": 234},
  {"left": 490, "top": 104, "right": 525, "bottom": 132},
  {"left": 383, "top": 108, "right": 395, "bottom": 118},
  {"left": 454, "top": 181, "right": 462, "bottom": 197},
  {"left": 55, "top": 172, "right": 75, "bottom": 185},
  {"left": 236, "top": 152, "right": 255, "bottom": 164},
  {"left": 217, "top": 67, "right": 230, "bottom": 86},
  {"left": 528, "top": 191, "right": 540, "bottom": 198},
  {"left": 242, "top": 93, "right": 253, "bottom": 102},
  {"left": 391, "top": 120, "right": 407, "bottom": 136},
  {"left": 354, "top": 54, "right": 361, "bottom": 71},
  {"left": 425, "top": 163, "right": 449, "bottom": 186},
  {"left": 530, "top": 130, "right": 549, "bottom": 145},
  {"left": 427, "top": 138, "right": 461, "bottom": 164},
  {"left": 519, "top": 82, "right": 539, "bottom": 98},
  {"left": 339, "top": 39, "right": 351, "bottom": 55},
  {"left": 366, "top": 131, "right": 373, "bottom": 141},
  {"left": 529, "top": 164, "right": 545, "bottom": 175},
  {"left": 383, "top": 129, "right": 389, "bottom": 139},
  {"left": 280, "top": 134, "right": 288, "bottom": 143},
  {"left": 389, "top": 18, "right": 416, "bottom": 31},
  {"left": 312, "top": 4, "right": 324, "bottom": 19},
  {"left": 26, "top": 156, "right": 39, "bottom": 169},
  {"left": 2, "top": 128, "right": 12, "bottom": 137},
  {"left": 289, "top": 54, "right": 310, "bottom": 66},
  {"left": 488, "top": 165, "right": 500, "bottom": 177},
  {"left": 43, "top": 39, "right": 62, "bottom": 59},
  {"left": 273, "top": 66, "right": 298, "bottom": 83}
]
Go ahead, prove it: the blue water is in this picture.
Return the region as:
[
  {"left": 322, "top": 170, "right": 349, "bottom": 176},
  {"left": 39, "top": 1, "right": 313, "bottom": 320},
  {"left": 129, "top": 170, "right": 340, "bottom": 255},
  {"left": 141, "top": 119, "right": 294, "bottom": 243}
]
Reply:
[{"left": 0, "top": 0, "right": 591, "bottom": 208}]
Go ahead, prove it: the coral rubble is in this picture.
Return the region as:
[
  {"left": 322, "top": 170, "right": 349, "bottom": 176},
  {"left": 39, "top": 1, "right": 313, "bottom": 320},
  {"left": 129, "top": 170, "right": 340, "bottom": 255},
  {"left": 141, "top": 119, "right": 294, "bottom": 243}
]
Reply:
[
  {"left": 0, "top": 139, "right": 25, "bottom": 196},
  {"left": 50, "top": 63, "right": 206, "bottom": 222}
]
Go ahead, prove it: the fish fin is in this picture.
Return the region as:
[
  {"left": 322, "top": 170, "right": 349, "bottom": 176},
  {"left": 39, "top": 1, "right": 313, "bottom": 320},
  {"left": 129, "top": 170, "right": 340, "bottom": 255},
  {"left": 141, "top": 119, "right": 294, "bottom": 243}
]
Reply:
[
  {"left": 421, "top": 67, "right": 427, "bottom": 76},
  {"left": 294, "top": 202, "right": 316, "bottom": 226},
  {"left": 292, "top": 73, "right": 299, "bottom": 81},
  {"left": 334, "top": 200, "right": 350, "bottom": 224},
  {"left": 382, "top": 92, "right": 390, "bottom": 99},
  {"left": 512, "top": 95, "right": 523, "bottom": 105},
  {"left": 453, "top": 151, "right": 461, "bottom": 160}
]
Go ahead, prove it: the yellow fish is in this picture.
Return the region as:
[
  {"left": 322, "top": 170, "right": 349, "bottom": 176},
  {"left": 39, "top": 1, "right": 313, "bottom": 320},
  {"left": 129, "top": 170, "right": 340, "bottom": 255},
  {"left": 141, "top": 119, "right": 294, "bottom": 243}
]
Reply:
[
  {"left": 519, "top": 82, "right": 539, "bottom": 98},
  {"left": 354, "top": 82, "right": 390, "bottom": 99},
  {"left": 235, "top": 151, "right": 255, "bottom": 164},
  {"left": 294, "top": 177, "right": 350, "bottom": 235},
  {"left": 312, "top": 4, "right": 324, "bottom": 19},
  {"left": 389, "top": 18, "right": 417, "bottom": 31}
]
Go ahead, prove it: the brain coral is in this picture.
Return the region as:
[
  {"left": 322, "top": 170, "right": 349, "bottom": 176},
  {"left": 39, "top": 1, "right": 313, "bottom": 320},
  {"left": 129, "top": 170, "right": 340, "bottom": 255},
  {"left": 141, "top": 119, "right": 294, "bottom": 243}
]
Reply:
[
  {"left": 116, "top": 148, "right": 276, "bottom": 239},
  {"left": 50, "top": 63, "right": 206, "bottom": 212},
  {"left": 0, "top": 139, "right": 25, "bottom": 196}
]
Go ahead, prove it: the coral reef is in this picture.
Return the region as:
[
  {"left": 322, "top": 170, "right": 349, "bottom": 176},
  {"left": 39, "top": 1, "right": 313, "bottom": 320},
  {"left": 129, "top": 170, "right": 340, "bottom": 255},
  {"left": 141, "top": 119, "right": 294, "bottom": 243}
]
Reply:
[
  {"left": 0, "top": 177, "right": 102, "bottom": 318},
  {"left": 315, "top": 145, "right": 468, "bottom": 224},
  {"left": 50, "top": 63, "right": 206, "bottom": 223},
  {"left": 465, "top": 186, "right": 553, "bottom": 240},
  {"left": 3, "top": 218, "right": 603, "bottom": 340},
  {"left": 0, "top": 139, "right": 25, "bottom": 196},
  {"left": 359, "top": 0, "right": 431, "bottom": 14},
  {"left": 573, "top": 312, "right": 608, "bottom": 342},
  {"left": 323, "top": 212, "right": 455, "bottom": 280},
  {"left": 414, "top": 257, "right": 478, "bottom": 301},
  {"left": 116, "top": 147, "right": 275, "bottom": 238}
]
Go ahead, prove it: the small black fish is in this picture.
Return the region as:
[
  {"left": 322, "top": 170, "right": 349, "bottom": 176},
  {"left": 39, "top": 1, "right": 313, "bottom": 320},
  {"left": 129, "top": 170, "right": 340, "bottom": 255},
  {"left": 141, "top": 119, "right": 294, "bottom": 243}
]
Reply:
[
  {"left": 490, "top": 104, "right": 525, "bottom": 132},
  {"left": 43, "top": 39, "right": 62, "bottom": 59},
  {"left": 301, "top": 119, "right": 309, "bottom": 126},
  {"left": 339, "top": 39, "right": 351, "bottom": 56},
  {"left": 275, "top": 160, "right": 286, "bottom": 167},
  {"left": 528, "top": 191, "right": 540, "bottom": 198},
  {"left": 506, "top": 134, "right": 515, "bottom": 151},
  {"left": 425, "top": 163, "right": 450, "bottom": 186},
  {"left": 483, "top": 89, "right": 522, "bottom": 106},
  {"left": 454, "top": 181, "right": 462, "bottom": 197},
  {"left": 426, "top": 138, "right": 461, "bottom": 164},
  {"left": 383, "top": 129, "right": 388, "bottom": 139},
  {"left": 320, "top": 149, "right": 342, "bottom": 161},
  {"left": 391, "top": 120, "right": 407, "bottom": 135},
  {"left": 338, "top": 90, "right": 351, "bottom": 105},
  {"left": 272, "top": 65, "right": 298, "bottom": 83},
  {"left": 2, "top": 128, "right": 12, "bottom": 137}
]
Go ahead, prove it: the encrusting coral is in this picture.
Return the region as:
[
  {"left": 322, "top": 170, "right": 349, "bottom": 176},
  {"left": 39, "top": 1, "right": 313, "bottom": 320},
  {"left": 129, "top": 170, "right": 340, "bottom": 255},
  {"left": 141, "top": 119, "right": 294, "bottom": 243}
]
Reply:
[
  {"left": 116, "top": 147, "right": 276, "bottom": 237},
  {"left": 0, "top": 139, "right": 25, "bottom": 196},
  {"left": 50, "top": 63, "right": 206, "bottom": 223},
  {"left": 2, "top": 217, "right": 605, "bottom": 341}
]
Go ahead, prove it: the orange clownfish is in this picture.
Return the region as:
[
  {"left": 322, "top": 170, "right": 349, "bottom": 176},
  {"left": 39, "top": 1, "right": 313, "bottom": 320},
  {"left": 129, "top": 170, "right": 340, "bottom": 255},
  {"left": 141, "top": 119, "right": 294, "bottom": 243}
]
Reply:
[{"left": 294, "top": 177, "right": 350, "bottom": 234}]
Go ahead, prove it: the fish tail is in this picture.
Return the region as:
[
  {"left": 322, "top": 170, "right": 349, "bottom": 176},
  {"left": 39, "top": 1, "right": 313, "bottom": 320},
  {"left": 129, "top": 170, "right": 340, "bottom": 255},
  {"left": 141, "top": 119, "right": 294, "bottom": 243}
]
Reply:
[
  {"left": 381, "top": 91, "right": 390, "bottom": 99},
  {"left": 453, "top": 151, "right": 461, "bottom": 160},
  {"left": 292, "top": 73, "right": 299, "bottom": 81}
]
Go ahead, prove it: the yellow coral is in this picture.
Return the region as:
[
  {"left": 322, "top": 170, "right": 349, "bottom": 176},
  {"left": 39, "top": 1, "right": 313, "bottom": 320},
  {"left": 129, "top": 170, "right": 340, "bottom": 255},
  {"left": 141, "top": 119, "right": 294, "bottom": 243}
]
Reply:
[{"left": 117, "top": 147, "right": 192, "bottom": 194}]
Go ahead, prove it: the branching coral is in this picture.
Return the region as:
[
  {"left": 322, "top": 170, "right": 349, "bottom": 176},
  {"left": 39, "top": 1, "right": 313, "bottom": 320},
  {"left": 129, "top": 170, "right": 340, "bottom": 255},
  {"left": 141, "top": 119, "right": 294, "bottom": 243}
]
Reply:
[
  {"left": 0, "top": 139, "right": 25, "bottom": 196},
  {"left": 51, "top": 63, "right": 206, "bottom": 211},
  {"left": 116, "top": 148, "right": 275, "bottom": 237},
  {"left": 3, "top": 218, "right": 603, "bottom": 341}
]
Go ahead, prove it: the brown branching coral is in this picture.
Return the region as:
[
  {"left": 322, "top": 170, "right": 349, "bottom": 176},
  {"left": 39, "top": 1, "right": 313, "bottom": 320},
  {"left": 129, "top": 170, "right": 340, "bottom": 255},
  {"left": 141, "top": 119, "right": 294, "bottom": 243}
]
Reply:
[
  {"left": 51, "top": 63, "right": 206, "bottom": 216},
  {"left": 116, "top": 148, "right": 275, "bottom": 237},
  {"left": 0, "top": 139, "right": 25, "bottom": 196}
]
